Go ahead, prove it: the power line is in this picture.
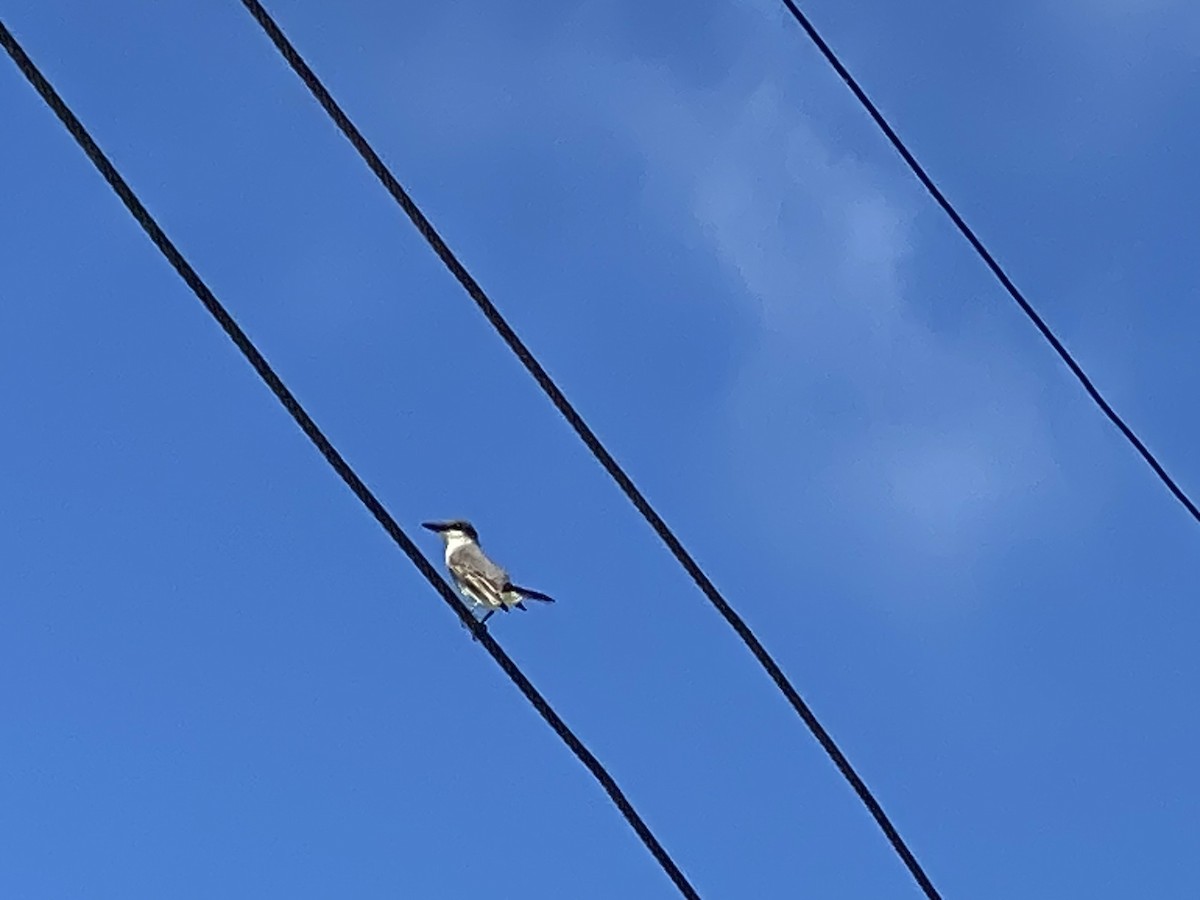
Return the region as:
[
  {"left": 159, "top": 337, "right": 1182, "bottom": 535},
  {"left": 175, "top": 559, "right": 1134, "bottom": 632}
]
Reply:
[
  {"left": 774, "top": 0, "right": 1200, "bottom": 527},
  {"left": 233, "top": 1, "right": 942, "bottom": 897},
  {"left": 0, "top": 20, "right": 700, "bottom": 900}
]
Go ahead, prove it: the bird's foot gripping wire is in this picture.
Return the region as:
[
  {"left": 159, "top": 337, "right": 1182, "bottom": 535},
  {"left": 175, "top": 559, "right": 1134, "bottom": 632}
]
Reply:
[{"left": 458, "top": 606, "right": 493, "bottom": 641}]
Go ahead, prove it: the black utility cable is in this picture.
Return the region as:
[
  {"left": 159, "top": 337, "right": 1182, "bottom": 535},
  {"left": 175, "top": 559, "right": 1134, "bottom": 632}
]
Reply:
[
  {"left": 0, "top": 20, "right": 700, "bottom": 900},
  {"left": 775, "top": 0, "right": 1199, "bottom": 527},
  {"left": 234, "top": 2, "right": 941, "bottom": 897}
]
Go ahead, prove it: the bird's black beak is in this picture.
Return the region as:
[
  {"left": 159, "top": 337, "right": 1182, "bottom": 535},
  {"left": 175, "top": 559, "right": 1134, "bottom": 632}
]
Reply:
[{"left": 421, "top": 521, "right": 445, "bottom": 533}]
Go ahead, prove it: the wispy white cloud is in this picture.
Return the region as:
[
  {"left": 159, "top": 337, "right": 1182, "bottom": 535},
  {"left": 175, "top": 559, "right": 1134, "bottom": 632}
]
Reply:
[{"left": 585, "top": 52, "right": 1056, "bottom": 564}]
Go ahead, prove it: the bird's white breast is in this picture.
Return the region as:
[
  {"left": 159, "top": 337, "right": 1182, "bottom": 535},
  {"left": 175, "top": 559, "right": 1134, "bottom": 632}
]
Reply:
[{"left": 442, "top": 532, "right": 476, "bottom": 565}]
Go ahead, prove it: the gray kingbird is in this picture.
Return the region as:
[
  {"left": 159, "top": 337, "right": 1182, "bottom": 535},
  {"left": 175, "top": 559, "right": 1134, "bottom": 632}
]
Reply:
[{"left": 421, "top": 520, "right": 554, "bottom": 624}]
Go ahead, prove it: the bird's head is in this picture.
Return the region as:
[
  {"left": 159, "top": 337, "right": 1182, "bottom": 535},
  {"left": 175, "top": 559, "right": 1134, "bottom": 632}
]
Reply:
[{"left": 421, "top": 519, "right": 479, "bottom": 543}]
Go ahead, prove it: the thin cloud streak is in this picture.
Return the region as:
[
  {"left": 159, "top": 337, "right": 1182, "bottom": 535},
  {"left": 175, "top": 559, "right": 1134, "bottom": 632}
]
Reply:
[{"left": 598, "top": 56, "right": 1056, "bottom": 566}]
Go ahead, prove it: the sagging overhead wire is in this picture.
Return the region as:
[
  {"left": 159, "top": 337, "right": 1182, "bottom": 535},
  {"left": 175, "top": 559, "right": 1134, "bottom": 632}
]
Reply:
[
  {"left": 774, "top": 0, "right": 1199, "bottom": 527},
  {"left": 233, "top": 2, "right": 943, "bottom": 898},
  {"left": 0, "top": 19, "right": 700, "bottom": 900}
]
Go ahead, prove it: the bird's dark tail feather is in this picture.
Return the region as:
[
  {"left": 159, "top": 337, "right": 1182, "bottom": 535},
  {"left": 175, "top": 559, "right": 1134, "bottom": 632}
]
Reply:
[{"left": 508, "top": 583, "right": 555, "bottom": 603}]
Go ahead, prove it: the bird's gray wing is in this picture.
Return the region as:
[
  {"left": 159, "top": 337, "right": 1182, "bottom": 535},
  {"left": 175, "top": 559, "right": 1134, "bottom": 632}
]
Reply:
[{"left": 448, "top": 544, "right": 508, "bottom": 608}]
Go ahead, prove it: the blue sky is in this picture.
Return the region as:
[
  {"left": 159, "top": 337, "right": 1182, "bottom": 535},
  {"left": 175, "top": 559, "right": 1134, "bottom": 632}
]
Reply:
[{"left": 2, "top": 0, "right": 1198, "bottom": 896}]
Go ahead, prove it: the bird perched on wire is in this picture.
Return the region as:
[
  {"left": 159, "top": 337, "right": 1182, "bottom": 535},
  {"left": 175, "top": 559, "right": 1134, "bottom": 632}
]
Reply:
[{"left": 422, "top": 520, "right": 555, "bottom": 624}]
